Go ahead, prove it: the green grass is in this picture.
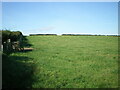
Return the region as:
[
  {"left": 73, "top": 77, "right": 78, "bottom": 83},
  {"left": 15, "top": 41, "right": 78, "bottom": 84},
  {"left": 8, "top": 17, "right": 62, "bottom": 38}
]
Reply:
[{"left": 3, "top": 36, "right": 118, "bottom": 88}]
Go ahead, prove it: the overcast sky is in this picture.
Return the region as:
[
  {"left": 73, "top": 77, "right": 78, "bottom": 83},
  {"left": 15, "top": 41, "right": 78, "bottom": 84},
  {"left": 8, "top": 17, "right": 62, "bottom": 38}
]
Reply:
[{"left": 2, "top": 2, "right": 118, "bottom": 35}]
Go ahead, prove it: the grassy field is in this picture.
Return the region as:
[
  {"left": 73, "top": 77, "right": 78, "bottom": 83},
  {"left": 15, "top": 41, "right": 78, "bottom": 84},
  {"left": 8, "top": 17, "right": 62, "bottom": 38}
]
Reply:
[{"left": 3, "top": 36, "right": 118, "bottom": 88}]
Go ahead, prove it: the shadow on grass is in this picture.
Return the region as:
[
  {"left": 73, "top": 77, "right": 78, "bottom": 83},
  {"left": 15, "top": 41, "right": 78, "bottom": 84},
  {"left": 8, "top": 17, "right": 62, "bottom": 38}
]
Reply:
[
  {"left": 22, "top": 36, "right": 33, "bottom": 47},
  {"left": 2, "top": 53, "right": 35, "bottom": 88},
  {"left": 2, "top": 36, "right": 36, "bottom": 88}
]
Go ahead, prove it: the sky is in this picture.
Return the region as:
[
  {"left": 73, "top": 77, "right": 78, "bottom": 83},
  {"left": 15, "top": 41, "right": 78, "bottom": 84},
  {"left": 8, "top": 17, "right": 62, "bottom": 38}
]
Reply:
[{"left": 2, "top": 2, "right": 118, "bottom": 35}]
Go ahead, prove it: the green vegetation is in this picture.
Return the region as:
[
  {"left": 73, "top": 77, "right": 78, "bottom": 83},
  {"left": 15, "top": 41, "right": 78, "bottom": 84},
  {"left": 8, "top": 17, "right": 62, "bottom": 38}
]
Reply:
[
  {"left": 1, "top": 30, "right": 23, "bottom": 43},
  {"left": 1, "top": 30, "right": 24, "bottom": 54},
  {"left": 3, "top": 36, "right": 118, "bottom": 88}
]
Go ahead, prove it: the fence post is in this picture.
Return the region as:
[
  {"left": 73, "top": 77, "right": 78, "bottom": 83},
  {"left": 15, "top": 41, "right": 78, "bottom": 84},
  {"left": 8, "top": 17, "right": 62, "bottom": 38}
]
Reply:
[
  {"left": 1, "top": 45, "right": 3, "bottom": 52},
  {"left": 7, "top": 39, "right": 12, "bottom": 52}
]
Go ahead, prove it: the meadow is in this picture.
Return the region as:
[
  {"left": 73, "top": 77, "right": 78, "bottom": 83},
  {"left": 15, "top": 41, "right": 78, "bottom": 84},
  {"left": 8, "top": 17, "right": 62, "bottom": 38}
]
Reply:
[{"left": 3, "top": 36, "right": 118, "bottom": 88}]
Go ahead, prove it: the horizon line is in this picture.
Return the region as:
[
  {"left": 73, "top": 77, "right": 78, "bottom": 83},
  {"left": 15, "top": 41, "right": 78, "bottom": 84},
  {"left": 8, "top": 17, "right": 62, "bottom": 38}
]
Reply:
[{"left": 28, "top": 33, "right": 119, "bottom": 36}]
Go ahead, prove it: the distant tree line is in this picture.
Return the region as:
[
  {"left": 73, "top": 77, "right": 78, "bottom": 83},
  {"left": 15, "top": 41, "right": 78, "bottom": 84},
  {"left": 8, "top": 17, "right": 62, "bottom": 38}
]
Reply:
[
  {"left": 62, "top": 34, "right": 94, "bottom": 36},
  {"left": 62, "top": 34, "right": 119, "bottom": 36},
  {"left": 29, "top": 33, "right": 119, "bottom": 36},
  {"left": 29, "top": 34, "right": 57, "bottom": 36}
]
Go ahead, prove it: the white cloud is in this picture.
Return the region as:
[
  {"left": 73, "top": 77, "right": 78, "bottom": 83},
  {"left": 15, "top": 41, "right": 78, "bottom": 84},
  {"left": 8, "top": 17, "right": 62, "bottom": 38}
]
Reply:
[
  {"left": 28, "top": 26, "right": 55, "bottom": 32},
  {"left": 39, "top": 26, "right": 55, "bottom": 31}
]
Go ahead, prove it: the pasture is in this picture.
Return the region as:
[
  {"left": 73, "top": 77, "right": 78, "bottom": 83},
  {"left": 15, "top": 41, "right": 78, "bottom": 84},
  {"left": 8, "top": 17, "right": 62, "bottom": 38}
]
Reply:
[{"left": 3, "top": 36, "right": 118, "bottom": 88}]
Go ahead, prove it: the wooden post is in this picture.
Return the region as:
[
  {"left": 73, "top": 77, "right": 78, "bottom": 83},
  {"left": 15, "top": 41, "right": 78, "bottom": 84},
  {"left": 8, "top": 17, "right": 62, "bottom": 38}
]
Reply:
[
  {"left": 19, "top": 35, "right": 24, "bottom": 51},
  {"left": 1, "top": 45, "right": 3, "bottom": 52},
  {"left": 7, "top": 39, "right": 12, "bottom": 52}
]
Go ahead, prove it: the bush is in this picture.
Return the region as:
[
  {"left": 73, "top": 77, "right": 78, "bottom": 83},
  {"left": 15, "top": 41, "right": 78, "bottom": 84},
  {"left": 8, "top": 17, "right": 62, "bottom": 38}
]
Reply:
[
  {"left": 10, "top": 31, "right": 23, "bottom": 42},
  {"left": 1, "top": 30, "right": 24, "bottom": 54},
  {"left": 2, "top": 30, "right": 11, "bottom": 44},
  {"left": 1, "top": 30, "right": 23, "bottom": 43}
]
